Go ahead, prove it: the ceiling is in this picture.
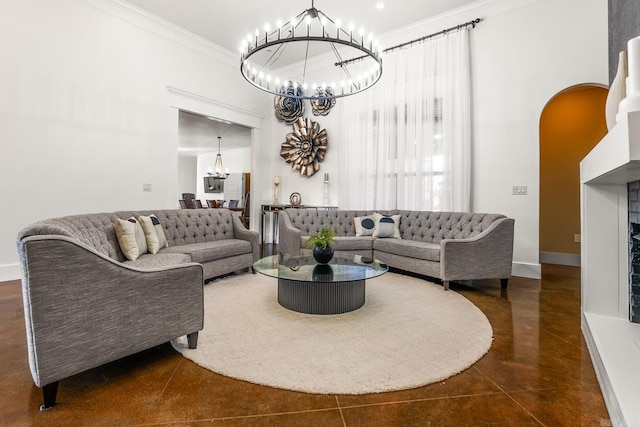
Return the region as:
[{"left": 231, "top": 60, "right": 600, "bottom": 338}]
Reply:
[
  {"left": 125, "top": 0, "right": 478, "bottom": 155},
  {"left": 178, "top": 111, "right": 251, "bottom": 157},
  {"left": 125, "top": 0, "right": 478, "bottom": 55}
]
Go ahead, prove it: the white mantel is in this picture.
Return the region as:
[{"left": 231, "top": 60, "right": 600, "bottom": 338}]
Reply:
[{"left": 580, "top": 111, "right": 640, "bottom": 426}]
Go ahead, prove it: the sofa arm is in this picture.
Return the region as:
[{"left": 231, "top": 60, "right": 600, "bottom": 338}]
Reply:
[
  {"left": 440, "top": 218, "right": 514, "bottom": 284},
  {"left": 232, "top": 214, "right": 260, "bottom": 261},
  {"left": 278, "top": 210, "right": 302, "bottom": 255},
  {"left": 17, "top": 235, "right": 204, "bottom": 389}
]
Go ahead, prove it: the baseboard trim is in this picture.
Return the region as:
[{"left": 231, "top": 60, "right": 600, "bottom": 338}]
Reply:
[
  {"left": 539, "top": 251, "right": 581, "bottom": 267},
  {"left": 0, "top": 263, "right": 21, "bottom": 283},
  {"left": 512, "top": 262, "right": 541, "bottom": 279}
]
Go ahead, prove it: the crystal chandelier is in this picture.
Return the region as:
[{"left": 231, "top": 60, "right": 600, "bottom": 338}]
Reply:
[
  {"left": 209, "top": 136, "right": 229, "bottom": 179},
  {"left": 240, "top": 0, "right": 383, "bottom": 100}
]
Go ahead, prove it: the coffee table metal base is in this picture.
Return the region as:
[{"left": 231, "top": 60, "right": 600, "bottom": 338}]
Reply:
[{"left": 277, "top": 278, "right": 365, "bottom": 315}]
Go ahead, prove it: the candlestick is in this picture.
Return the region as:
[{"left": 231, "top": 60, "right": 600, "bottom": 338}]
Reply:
[{"left": 323, "top": 175, "right": 329, "bottom": 205}]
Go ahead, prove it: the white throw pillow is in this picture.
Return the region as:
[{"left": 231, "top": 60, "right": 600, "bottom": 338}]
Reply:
[
  {"left": 373, "top": 213, "right": 401, "bottom": 239},
  {"left": 115, "top": 217, "right": 148, "bottom": 261},
  {"left": 354, "top": 215, "right": 375, "bottom": 236},
  {"left": 138, "top": 214, "right": 168, "bottom": 254}
]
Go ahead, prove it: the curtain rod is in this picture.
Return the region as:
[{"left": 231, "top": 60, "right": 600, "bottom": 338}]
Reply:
[{"left": 336, "top": 18, "right": 481, "bottom": 67}]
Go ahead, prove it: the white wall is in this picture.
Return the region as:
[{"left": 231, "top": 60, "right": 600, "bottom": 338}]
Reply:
[
  {"left": 196, "top": 147, "right": 251, "bottom": 202},
  {"left": 0, "top": 0, "right": 608, "bottom": 281},
  {"left": 178, "top": 155, "right": 197, "bottom": 202},
  {"left": 471, "top": 0, "right": 607, "bottom": 277},
  {"left": 0, "top": 0, "right": 269, "bottom": 281},
  {"left": 262, "top": 0, "right": 608, "bottom": 277}
]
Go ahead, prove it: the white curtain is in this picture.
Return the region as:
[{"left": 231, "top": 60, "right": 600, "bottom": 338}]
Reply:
[{"left": 338, "top": 29, "right": 471, "bottom": 211}]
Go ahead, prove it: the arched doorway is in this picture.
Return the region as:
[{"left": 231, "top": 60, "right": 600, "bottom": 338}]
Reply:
[{"left": 539, "top": 84, "right": 608, "bottom": 266}]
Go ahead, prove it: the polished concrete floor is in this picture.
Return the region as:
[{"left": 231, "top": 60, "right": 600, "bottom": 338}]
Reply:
[{"left": 0, "top": 263, "right": 610, "bottom": 426}]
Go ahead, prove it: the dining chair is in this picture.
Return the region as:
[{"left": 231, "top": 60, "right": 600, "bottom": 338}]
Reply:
[
  {"left": 240, "top": 192, "right": 250, "bottom": 228},
  {"left": 182, "top": 193, "right": 196, "bottom": 208}
]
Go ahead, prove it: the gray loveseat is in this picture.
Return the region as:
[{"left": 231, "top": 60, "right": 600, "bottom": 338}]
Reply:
[
  {"left": 16, "top": 208, "right": 259, "bottom": 410},
  {"left": 279, "top": 209, "right": 514, "bottom": 290}
]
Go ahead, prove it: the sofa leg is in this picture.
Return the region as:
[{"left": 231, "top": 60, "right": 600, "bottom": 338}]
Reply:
[
  {"left": 500, "top": 278, "right": 509, "bottom": 290},
  {"left": 443, "top": 280, "right": 450, "bottom": 291},
  {"left": 40, "top": 381, "right": 58, "bottom": 411},
  {"left": 187, "top": 332, "right": 199, "bottom": 349}
]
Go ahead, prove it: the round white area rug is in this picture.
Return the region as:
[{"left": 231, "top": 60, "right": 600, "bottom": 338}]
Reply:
[{"left": 171, "top": 272, "right": 492, "bottom": 395}]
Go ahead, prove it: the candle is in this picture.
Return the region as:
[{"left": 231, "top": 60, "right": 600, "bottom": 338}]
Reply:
[
  {"left": 628, "top": 35, "right": 640, "bottom": 96},
  {"left": 274, "top": 175, "right": 280, "bottom": 184}
]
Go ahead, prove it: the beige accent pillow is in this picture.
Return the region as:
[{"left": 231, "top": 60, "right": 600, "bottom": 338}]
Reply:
[
  {"left": 372, "top": 213, "right": 402, "bottom": 238},
  {"left": 354, "top": 215, "right": 375, "bottom": 237},
  {"left": 115, "top": 217, "right": 148, "bottom": 261},
  {"left": 138, "top": 214, "right": 168, "bottom": 254}
]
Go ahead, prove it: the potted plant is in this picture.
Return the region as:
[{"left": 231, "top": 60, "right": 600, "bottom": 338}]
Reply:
[{"left": 307, "top": 227, "right": 336, "bottom": 264}]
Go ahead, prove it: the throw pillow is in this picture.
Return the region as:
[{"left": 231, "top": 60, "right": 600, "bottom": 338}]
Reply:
[
  {"left": 115, "top": 217, "right": 148, "bottom": 261},
  {"left": 354, "top": 215, "right": 375, "bottom": 237},
  {"left": 373, "top": 213, "right": 401, "bottom": 239},
  {"left": 139, "top": 214, "right": 169, "bottom": 254}
]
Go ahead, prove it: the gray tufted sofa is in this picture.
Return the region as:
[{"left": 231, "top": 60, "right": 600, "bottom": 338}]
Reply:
[
  {"left": 279, "top": 209, "right": 514, "bottom": 290},
  {"left": 16, "top": 208, "right": 259, "bottom": 410}
]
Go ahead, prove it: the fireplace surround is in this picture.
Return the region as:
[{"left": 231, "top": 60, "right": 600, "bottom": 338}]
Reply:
[{"left": 581, "top": 111, "right": 640, "bottom": 425}]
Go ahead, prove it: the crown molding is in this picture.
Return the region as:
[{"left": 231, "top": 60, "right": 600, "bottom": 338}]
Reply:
[
  {"left": 78, "top": 0, "right": 237, "bottom": 68},
  {"left": 382, "top": 0, "right": 546, "bottom": 40}
]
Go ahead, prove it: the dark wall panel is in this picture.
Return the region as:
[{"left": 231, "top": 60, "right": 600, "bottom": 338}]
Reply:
[{"left": 609, "top": 0, "right": 640, "bottom": 83}]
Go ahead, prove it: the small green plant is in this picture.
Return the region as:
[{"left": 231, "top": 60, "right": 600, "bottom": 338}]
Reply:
[{"left": 307, "top": 227, "right": 335, "bottom": 250}]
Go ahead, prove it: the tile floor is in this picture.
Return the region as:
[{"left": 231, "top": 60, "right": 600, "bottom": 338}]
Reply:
[{"left": 0, "top": 264, "right": 611, "bottom": 426}]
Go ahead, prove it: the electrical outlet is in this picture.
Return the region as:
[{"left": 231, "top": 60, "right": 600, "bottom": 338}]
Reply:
[
  {"left": 574, "top": 234, "right": 581, "bottom": 243},
  {"left": 142, "top": 183, "right": 152, "bottom": 192},
  {"left": 512, "top": 186, "right": 527, "bottom": 195}
]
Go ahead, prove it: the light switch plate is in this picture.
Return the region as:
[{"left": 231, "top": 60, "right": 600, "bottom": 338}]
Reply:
[{"left": 512, "top": 185, "right": 527, "bottom": 195}]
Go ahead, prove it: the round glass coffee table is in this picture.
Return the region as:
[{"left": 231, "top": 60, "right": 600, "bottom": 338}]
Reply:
[{"left": 253, "top": 253, "right": 388, "bottom": 315}]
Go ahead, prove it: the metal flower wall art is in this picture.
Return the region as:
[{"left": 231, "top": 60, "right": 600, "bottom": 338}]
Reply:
[
  {"left": 310, "top": 87, "right": 336, "bottom": 116},
  {"left": 274, "top": 82, "right": 304, "bottom": 124},
  {"left": 280, "top": 117, "right": 328, "bottom": 177}
]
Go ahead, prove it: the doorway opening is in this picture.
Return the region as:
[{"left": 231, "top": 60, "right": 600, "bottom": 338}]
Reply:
[
  {"left": 539, "top": 84, "right": 608, "bottom": 266},
  {"left": 168, "top": 87, "right": 263, "bottom": 230}
]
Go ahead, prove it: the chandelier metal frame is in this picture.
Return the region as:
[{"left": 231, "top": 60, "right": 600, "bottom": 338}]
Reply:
[
  {"left": 210, "top": 136, "right": 229, "bottom": 180},
  {"left": 240, "top": 1, "right": 383, "bottom": 100}
]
